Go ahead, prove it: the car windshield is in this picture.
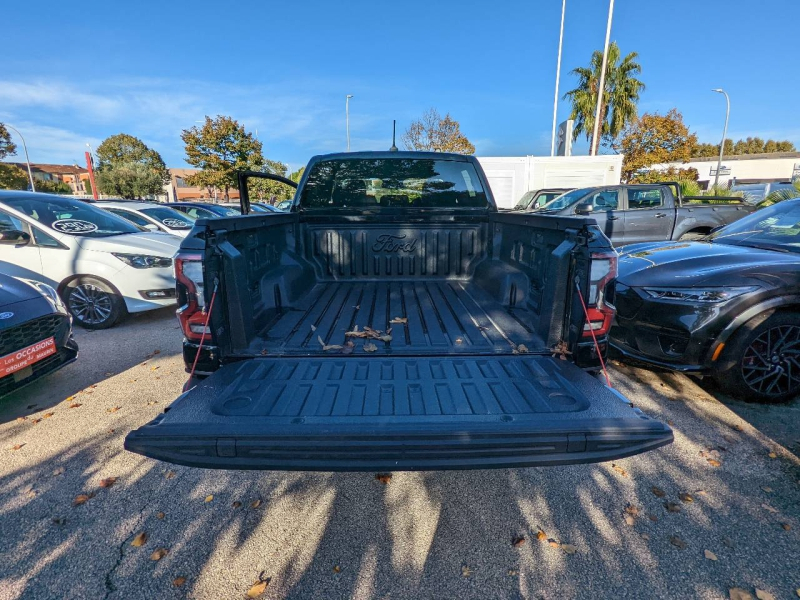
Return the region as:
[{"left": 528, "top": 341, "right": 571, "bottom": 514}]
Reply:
[
  {"left": 513, "top": 191, "right": 536, "bottom": 210},
  {"left": 537, "top": 187, "right": 593, "bottom": 212},
  {"left": 709, "top": 200, "right": 800, "bottom": 252},
  {"left": 3, "top": 196, "right": 142, "bottom": 237},
  {"left": 215, "top": 205, "right": 241, "bottom": 216},
  {"left": 140, "top": 206, "right": 195, "bottom": 229},
  {"left": 300, "top": 158, "right": 489, "bottom": 209},
  {"left": 730, "top": 184, "right": 767, "bottom": 203}
]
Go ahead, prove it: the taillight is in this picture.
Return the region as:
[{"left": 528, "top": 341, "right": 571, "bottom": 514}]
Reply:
[
  {"left": 174, "top": 252, "right": 207, "bottom": 342},
  {"left": 583, "top": 252, "right": 617, "bottom": 338}
]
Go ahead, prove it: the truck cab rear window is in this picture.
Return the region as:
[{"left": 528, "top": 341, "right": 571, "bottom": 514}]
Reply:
[{"left": 299, "top": 158, "right": 489, "bottom": 209}]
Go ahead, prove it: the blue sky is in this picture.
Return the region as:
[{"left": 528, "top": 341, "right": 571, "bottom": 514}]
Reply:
[{"left": 2, "top": 0, "right": 798, "bottom": 171}]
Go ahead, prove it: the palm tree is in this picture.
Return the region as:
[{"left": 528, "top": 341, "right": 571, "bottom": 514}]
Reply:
[
  {"left": 759, "top": 181, "right": 800, "bottom": 208},
  {"left": 564, "top": 42, "right": 644, "bottom": 154}
]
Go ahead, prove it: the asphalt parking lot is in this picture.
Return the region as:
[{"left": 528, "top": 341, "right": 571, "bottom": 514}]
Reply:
[{"left": 1, "top": 308, "right": 798, "bottom": 600}]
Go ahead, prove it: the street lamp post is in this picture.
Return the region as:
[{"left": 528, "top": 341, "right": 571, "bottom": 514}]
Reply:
[
  {"left": 590, "top": 0, "right": 615, "bottom": 156},
  {"left": 550, "top": 0, "right": 566, "bottom": 156},
  {"left": 712, "top": 88, "right": 730, "bottom": 189},
  {"left": 5, "top": 124, "right": 35, "bottom": 192},
  {"left": 346, "top": 95, "right": 354, "bottom": 152}
]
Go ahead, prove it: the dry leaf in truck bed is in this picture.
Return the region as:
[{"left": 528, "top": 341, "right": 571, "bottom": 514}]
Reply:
[
  {"left": 317, "top": 336, "right": 343, "bottom": 351},
  {"left": 341, "top": 341, "right": 355, "bottom": 355},
  {"left": 246, "top": 577, "right": 270, "bottom": 598},
  {"left": 704, "top": 549, "right": 718, "bottom": 561},
  {"left": 99, "top": 477, "right": 117, "bottom": 488},
  {"left": 378, "top": 334, "right": 393, "bottom": 342},
  {"left": 390, "top": 317, "right": 407, "bottom": 324},
  {"left": 150, "top": 548, "right": 168, "bottom": 561},
  {"left": 511, "top": 535, "right": 526, "bottom": 548},
  {"left": 310, "top": 324, "right": 317, "bottom": 332},
  {"left": 131, "top": 532, "right": 148, "bottom": 547},
  {"left": 375, "top": 473, "right": 392, "bottom": 484},
  {"left": 363, "top": 342, "right": 378, "bottom": 353},
  {"left": 73, "top": 492, "right": 95, "bottom": 506}
]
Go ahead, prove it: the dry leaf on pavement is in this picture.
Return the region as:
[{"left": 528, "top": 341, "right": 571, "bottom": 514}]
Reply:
[
  {"left": 704, "top": 550, "right": 718, "bottom": 561},
  {"left": 781, "top": 523, "right": 791, "bottom": 531},
  {"left": 165, "top": 470, "right": 176, "bottom": 479},
  {"left": 611, "top": 464, "right": 628, "bottom": 477},
  {"left": 761, "top": 503, "right": 778, "bottom": 514},
  {"left": 99, "top": 477, "right": 117, "bottom": 488},
  {"left": 232, "top": 501, "right": 242, "bottom": 508},
  {"left": 707, "top": 458, "right": 722, "bottom": 467},
  {"left": 511, "top": 535, "right": 525, "bottom": 547},
  {"left": 52, "top": 467, "right": 65, "bottom": 476},
  {"left": 73, "top": 492, "right": 95, "bottom": 506},
  {"left": 43, "top": 412, "right": 55, "bottom": 419},
  {"left": 664, "top": 502, "right": 681, "bottom": 513},
  {"left": 679, "top": 493, "right": 694, "bottom": 503},
  {"left": 375, "top": 473, "right": 392, "bottom": 484},
  {"left": 150, "top": 548, "right": 168, "bottom": 561},
  {"left": 333, "top": 565, "right": 341, "bottom": 573},
  {"left": 204, "top": 495, "right": 214, "bottom": 503},
  {"left": 173, "top": 577, "right": 186, "bottom": 587},
  {"left": 729, "top": 589, "right": 753, "bottom": 600},
  {"left": 761, "top": 486, "right": 773, "bottom": 493},
  {"left": 755, "top": 591, "right": 775, "bottom": 600},
  {"left": 461, "top": 565, "right": 473, "bottom": 577},
  {"left": 768, "top": 452, "right": 777, "bottom": 459},
  {"left": 156, "top": 512, "right": 165, "bottom": 519},
  {"left": 624, "top": 504, "right": 639, "bottom": 517},
  {"left": 536, "top": 529, "right": 547, "bottom": 541},
  {"left": 669, "top": 535, "right": 687, "bottom": 549},
  {"left": 69, "top": 403, "right": 82, "bottom": 409},
  {"left": 250, "top": 499, "right": 262, "bottom": 509},
  {"left": 10, "top": 443, "right": 25, "bottom": 451},
  {"left": 107, "top": 407, "right": 121, "bottom": 413},
  {"left": 561, "top": 544, "right": 578, "bottom": 554},
  {"left": 651, "top": 486, "right": 666, "bottom": 498},
  {"left": 131, "top": 532, "right": 148, "bottom": 547},
  {"left": 246, "top": 578, "right": 270, "bottom": 597}
]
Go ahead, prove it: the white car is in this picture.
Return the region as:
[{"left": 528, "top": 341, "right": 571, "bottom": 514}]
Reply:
[
  {"left": 96, "top": 201, "right": 195, "bottom": 238},
  {"left": 0, "top": 191, "right": 181, "bottom": 329}
]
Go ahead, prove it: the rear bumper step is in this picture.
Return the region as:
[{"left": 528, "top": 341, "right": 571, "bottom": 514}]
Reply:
[{"left": 125, "top": 419, "right": 672, "bottom": 471}]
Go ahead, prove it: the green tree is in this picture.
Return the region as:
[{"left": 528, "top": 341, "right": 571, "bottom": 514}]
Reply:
[
  {"left": 692, "top": 137, "right": 795, "bottom": 157},
  {"left": 289, "top": 166, "right": 305, "bottom": 183},
  {"left": 0, "top": 164, "right": 28, "bottom": 190},
  {"left": 95, "top": 133, "right": 169, "bottom": 199},
  {"left": 0, "top": 123, "right": 18, "bottom": 159},
  {"left": 33, "top": 178, "right": 72, "bottom": 194},
  {"left": 402, "top": 108, "right": 476, "bottom": 154},
  {"left": 181, "top": 115, "right": 264, "bottom": 200},
  {"left": 248, "top": 158, "right": 295, "bottom": 202},
  {"left": 564, "top": 42, "right": 645, "bottom": 154},
  {"left": 619, "top": 109, "right": 697, "bottom": 181},
  {"left": 96, "top": 162, "right": 165, "bottom": 199}
]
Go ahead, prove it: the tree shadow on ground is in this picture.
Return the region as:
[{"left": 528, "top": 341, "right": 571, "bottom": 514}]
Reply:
[{"left": 0, "top": 363, "right": 798, "bottom": 600}]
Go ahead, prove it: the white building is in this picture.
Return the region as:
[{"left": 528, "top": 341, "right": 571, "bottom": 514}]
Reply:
[
  {"left": 477, "top": 155, "right": 623, "bottom": 209},
  {"left": 655, "top": 152, "right": 800, "bottom": 189}
]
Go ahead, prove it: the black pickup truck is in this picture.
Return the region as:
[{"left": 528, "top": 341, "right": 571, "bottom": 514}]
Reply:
[
  {"left": 125, "top": 151, "right": 672, "bottom": 471},
  {"left": 532, "top": 183, "right": 755, "bottom": 245}
]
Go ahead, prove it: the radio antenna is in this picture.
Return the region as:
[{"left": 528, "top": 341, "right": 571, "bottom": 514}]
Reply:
[{"left": 389, "top": 120, "right": 398, "bottom": 152}]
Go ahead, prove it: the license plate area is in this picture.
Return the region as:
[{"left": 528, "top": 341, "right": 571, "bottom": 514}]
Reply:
[{"left": 1, "top": 337, "right": 57, "bottom": 378}]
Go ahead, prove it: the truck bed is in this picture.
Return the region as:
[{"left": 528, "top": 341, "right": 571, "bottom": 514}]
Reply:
[{"left": 252, "top": 280, "right": 543, "bottom": 356}]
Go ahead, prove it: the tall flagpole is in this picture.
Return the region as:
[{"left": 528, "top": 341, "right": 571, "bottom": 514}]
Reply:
[{"left": 550, "top": 0, "right": 566, "bottom": 156}]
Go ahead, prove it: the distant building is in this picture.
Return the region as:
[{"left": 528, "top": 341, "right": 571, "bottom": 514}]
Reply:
[
  {"left": 8, "top": 162, "right": 90, "bottom": 194},
  {"left": 164, "top": 168, "right": 240, "bottom": 202},
  {"left": 655, "top": 152, "right": 800, "bottom": 189}
]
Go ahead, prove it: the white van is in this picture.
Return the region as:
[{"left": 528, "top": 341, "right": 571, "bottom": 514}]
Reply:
[{"left": 0, "top": 191, "right": 181, "bottom": 329}]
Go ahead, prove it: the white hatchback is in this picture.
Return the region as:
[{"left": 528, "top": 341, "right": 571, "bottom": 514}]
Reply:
[
  {"left": 96, "top": 201, "right": 196, "bottom": 238},
  {"left": 0, "top": 191, "right": 181, "bottom": 329}
]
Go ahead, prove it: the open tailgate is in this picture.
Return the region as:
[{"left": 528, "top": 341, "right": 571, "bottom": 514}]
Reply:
[{"left": 125, "top": 356, "right": 672, "bottom": 471}]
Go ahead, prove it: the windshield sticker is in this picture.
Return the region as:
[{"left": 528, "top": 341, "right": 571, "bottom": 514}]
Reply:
[
  {"left": 51, "top": 219, "right": 99, "bottom": 234},
  {"left": 162, "top": 218, "right": 190, "bottom": 228}
]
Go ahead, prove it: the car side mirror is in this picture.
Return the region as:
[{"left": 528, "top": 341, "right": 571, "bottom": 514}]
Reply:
[
  {"left": 0, "top": 229, "right": 31, "bottom": 245},
  {"left": 143, "top": 223, "right": 160, "bottom": 232},
  {"left": 575, "top": 203, "right": 594, "bottom": 215}
]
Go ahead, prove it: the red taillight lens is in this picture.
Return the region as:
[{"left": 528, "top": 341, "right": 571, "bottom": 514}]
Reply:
[
  {"left": 174, "top": 252, "right": 205, "bottom": 342},
  {"left": 583, "top": 252, "right": 617, "bottom": 338}
]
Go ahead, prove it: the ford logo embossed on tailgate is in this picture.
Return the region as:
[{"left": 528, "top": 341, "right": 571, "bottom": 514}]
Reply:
[
  {"left": 0, "top": 312, "right": 13, "bottom": 320},
  {"left": 372, "top": 234, "right": 417, "bottom": 253}
]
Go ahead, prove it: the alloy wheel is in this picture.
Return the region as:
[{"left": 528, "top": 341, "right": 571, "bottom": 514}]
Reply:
[
  {"left": 741, "top": 324, "right": 800, "bottom": 397},
  {"left": 68, "top": 284, "right": 113, "bottom": 325}
]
